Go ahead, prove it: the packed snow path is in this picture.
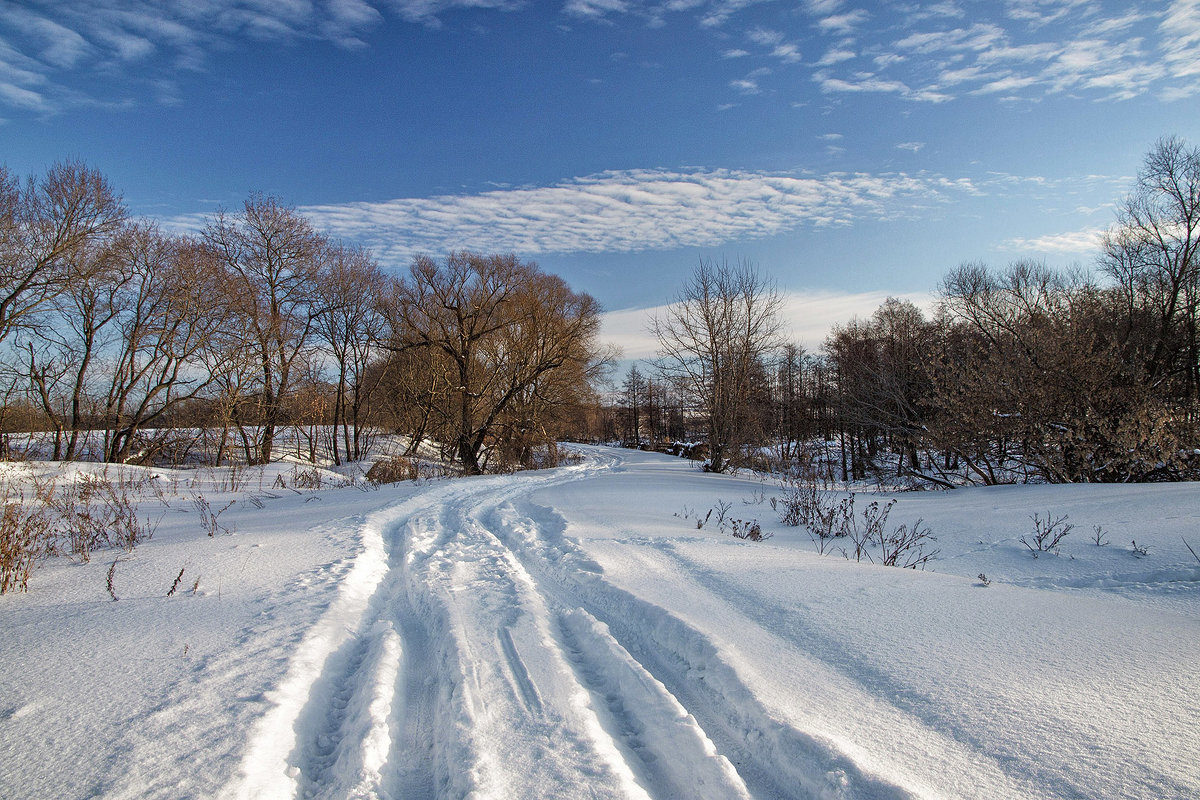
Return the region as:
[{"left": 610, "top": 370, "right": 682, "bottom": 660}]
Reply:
[
  {"left": 219, "top": 448, "right": 1200, "bottom": 800},
  {"left": 226, "top": 451, "right": 779, "bottom": 800},
  {"left": 3, "top": 448, "right": 1198, "bottom": 799}
]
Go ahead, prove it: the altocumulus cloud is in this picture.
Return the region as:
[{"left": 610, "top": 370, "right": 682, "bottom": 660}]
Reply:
[
  {"left": 292, "top": 168, "right": 973, "bottom": 264},
  {"left": 602, "top": 288, "right": 936, "bottom": 359}
]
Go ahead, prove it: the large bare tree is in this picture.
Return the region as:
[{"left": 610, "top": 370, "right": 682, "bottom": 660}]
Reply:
[
  {"left": 314, "top": 243, "right": 386, "bottom": 464},
  {"left": 204, "top": 195, "right": 329, "bottom": 464},
  {"left": 653, "top": 258, "right": 783, "bottom": 473},
  {"left": 384, "top": 252, "right": 603, "bottom": 475},
  {"left": 1101, "top": 135, "right": 1200, "bottom": 397},
  {"left": 0, "top": 161, "right": 126, "bottom": 346},
  {"left": 101, "top": 227, "right": 235, "bottom": 463}
]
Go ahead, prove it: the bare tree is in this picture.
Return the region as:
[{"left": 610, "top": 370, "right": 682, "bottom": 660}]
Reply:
[
  {"left": 933, "top": 260, "right": 1176, "bottom": 483},
  {"left": 620, "top": 364, "right": 647, "bottom": 447},
  {"left": 826, "top": 298, "right": 936, "bottom": 482},
  {"left": 384, "top": 252, "right": 604, "bottom": 475},
  {"left": 203, "top": 195, "right": 328, "bottom": 464},
  {"left": 314, "top": 244, "right": 386, "bottom": 464},
  {"left": 0, "top": 161, "right": 126, "bottom": 345},
  {"left": 772, "top": 342, "right": 813, "bottom": 463},
  {"left": 20, "top": 230, "right": 130, "bottom": 460},
  {"left": 101, "top": 228, "right": 235, "bottom": 463},
  {"left": 1101, "top": 135, "right": 1200, "bottom": 397},
  {"left": 653, "top": 258, "right": 783, "bottom": 473}
]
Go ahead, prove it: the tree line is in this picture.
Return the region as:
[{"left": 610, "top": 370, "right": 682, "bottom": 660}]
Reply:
[
  {"left": 0, "top": 162, "right": 607, "bottom": 474},
  {"left": 5, "top": 136, "right": 1196, "bottom": 484},
  {"left": 607, "top": 136, "right": 1200, "bottom": 485}
]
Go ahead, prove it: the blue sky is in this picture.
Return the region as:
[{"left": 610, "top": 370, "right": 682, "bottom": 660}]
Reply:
[{"left": 3, "top": 0, "right": 1199, "bottom": 351}]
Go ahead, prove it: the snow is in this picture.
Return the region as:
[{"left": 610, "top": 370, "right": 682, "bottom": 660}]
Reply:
[{"left": 1, "top": 447, "right": 1198, "bottom": 799}]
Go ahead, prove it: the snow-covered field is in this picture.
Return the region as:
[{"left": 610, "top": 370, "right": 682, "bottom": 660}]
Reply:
[{"left": 1, "top": 446, "right": 1198, "bottom": 799}]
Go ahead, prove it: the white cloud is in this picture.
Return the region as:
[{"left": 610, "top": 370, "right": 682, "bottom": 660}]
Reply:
[
  {"left": 804, "top": 0, "right": 845, "bottom": 15},
  {"left": 1000, "top": 227, "right": 1106, "bottom": 254},
  {"left": 1160, "top": 0, "right": 1200, "bottom": 87},
  {"left": 896, "top": 141, "right": 924, "bottom": 152},
  {"left": 815, "top": 69, "right": 953, "bottom": 101},
  {"left": 817, "top": 10, "right": 869, "bottom": 34},
  {"left": 924, "top": 1, "right": 964, "bottom": 18},
  {"left": 0, "top": 0, "right": 533, "bottom": 111},
  {"left": 894, "top": 23, "right": 1006, "bottom": 54},
  {"left": 0, "top": 80, "right": 47, "bottom": 111},
  {"left": 770, "top": 42, "right": 803, "bottom": 62},
  {"left": 746, "top": 26, "right": 802, "bottom": 63},
  {"left": 800, "top": 5, "right": 1200, "bottom": 104},
  {"left": 172, "top": 168, "right": 977, "bottom": 267},
  {"left": 4, "top": 0, "right": 1199, "bottom": 115},
  {"left": 699, "top": 0, "right": 770, "bottom": 28},
  {"left": 1005, "top": 0, "right": 1093, "bottom": 28},
  {"left": 602, "top": 288, "right": 935, "bottom": 358},
  {"left": 729, "top": 77, "right": 761, "bottom": 93},
  {"left": 817, "top": 47, "right": 855, "bottom": 65},
  {"left": 564, "top": 0, "right": 633, "bottom": 19}
]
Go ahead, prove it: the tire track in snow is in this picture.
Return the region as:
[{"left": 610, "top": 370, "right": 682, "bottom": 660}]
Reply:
[
  {"left": 491, "top": 490, "right": 917, "bottom": 800},
  {"left": 225, "top": 448, "right": 910, "bottom": 800},
  {"left": 221, "top": 480, "right": 478, "bottom": 800},
  {"left": 554, "top": 606, "right": 753, "bottom": 800},
  {"left": 451, "top": 490, "right": 752, "bottom": 800},
  {"left": 393, "top": 463, "right": 653, "bottom": 799}
]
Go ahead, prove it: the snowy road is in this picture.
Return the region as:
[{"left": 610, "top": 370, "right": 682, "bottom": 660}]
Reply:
[
  {"left": 226, "top": 449, "right": 779, "bottom": 800},
  {"left": 4, "top": 447, "right": 1198, "bottom": 799},
  {"left": 217, "top": 446, "right": 1200, "bottom": 800}
]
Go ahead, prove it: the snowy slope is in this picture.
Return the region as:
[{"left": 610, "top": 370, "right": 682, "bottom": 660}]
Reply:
[{"left": 1, "top": 448, "right": 1197, "bottom": 799}]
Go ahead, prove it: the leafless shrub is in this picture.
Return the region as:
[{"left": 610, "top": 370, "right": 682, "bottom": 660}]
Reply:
[
  {"left": 712, "top": 500, "right": 732, "bottom": 530},
  {"left": 730, "top": 518, "right": 770, "bottom": 542},
  {"left": 779, "top": 480, "right": 937, "bottom": 567},
  {"left": 744, "top": 483, "right": 770, "bottom": 505},
  {"left": 192, "top": 494, "right": 235, "bottom": 537},
  {"left": 366, "top": 455, "right": 419, "bottom": 484},
  {"left": 291, "top": 466, "right": 322, "bottom": 489},
  {"left": 39, "top": 472, "right": 159, "bottom": 561},
  {"left": 1020, "top": 512, "right": 1074, "bottom": 556},
  {"left": 290, "top": 465, "right": 339, "bottom": 490},
  {"left": 881, "top": 518, "right": 939, "bottom": 569},
  {"left": 977, "top": 572, "right": 991, "bottom": 586},
  {"left": 1130, "top": 539, "right": 1150, "bottom": 557},
  {"left": 774, "top": 478, "right": 822, "bottom": 528},
  {"left": 850, "top": 499, "right": 895, "bottom": 564},
  {"left": 167, "top": 567, "right": 185, "bottom": 597},
  {"left": 674, "top": 505, "right": 696, "bottom": 522},
  {"left": 808, "top": 528, "right": 835, "bottom": 555},
  {"left": 106, "top": 558, "right": 119, "bottom": 601},
  {"left": 0, "top": 494, "right": 54, "bottom": 593},
  {"left": 1184, "top": 537, "right": 1200, "bottom": 565},
  {"left": 1092, "top": 524, "right": 1110, "bottom": 546},
  {"left": 220, "top": 463, "right": 249, "bottom": 493}
]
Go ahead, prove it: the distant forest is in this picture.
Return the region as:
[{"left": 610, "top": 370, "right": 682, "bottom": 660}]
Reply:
[{"left": 1, "top": 136, "right": 1197, "bottom": 485}]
